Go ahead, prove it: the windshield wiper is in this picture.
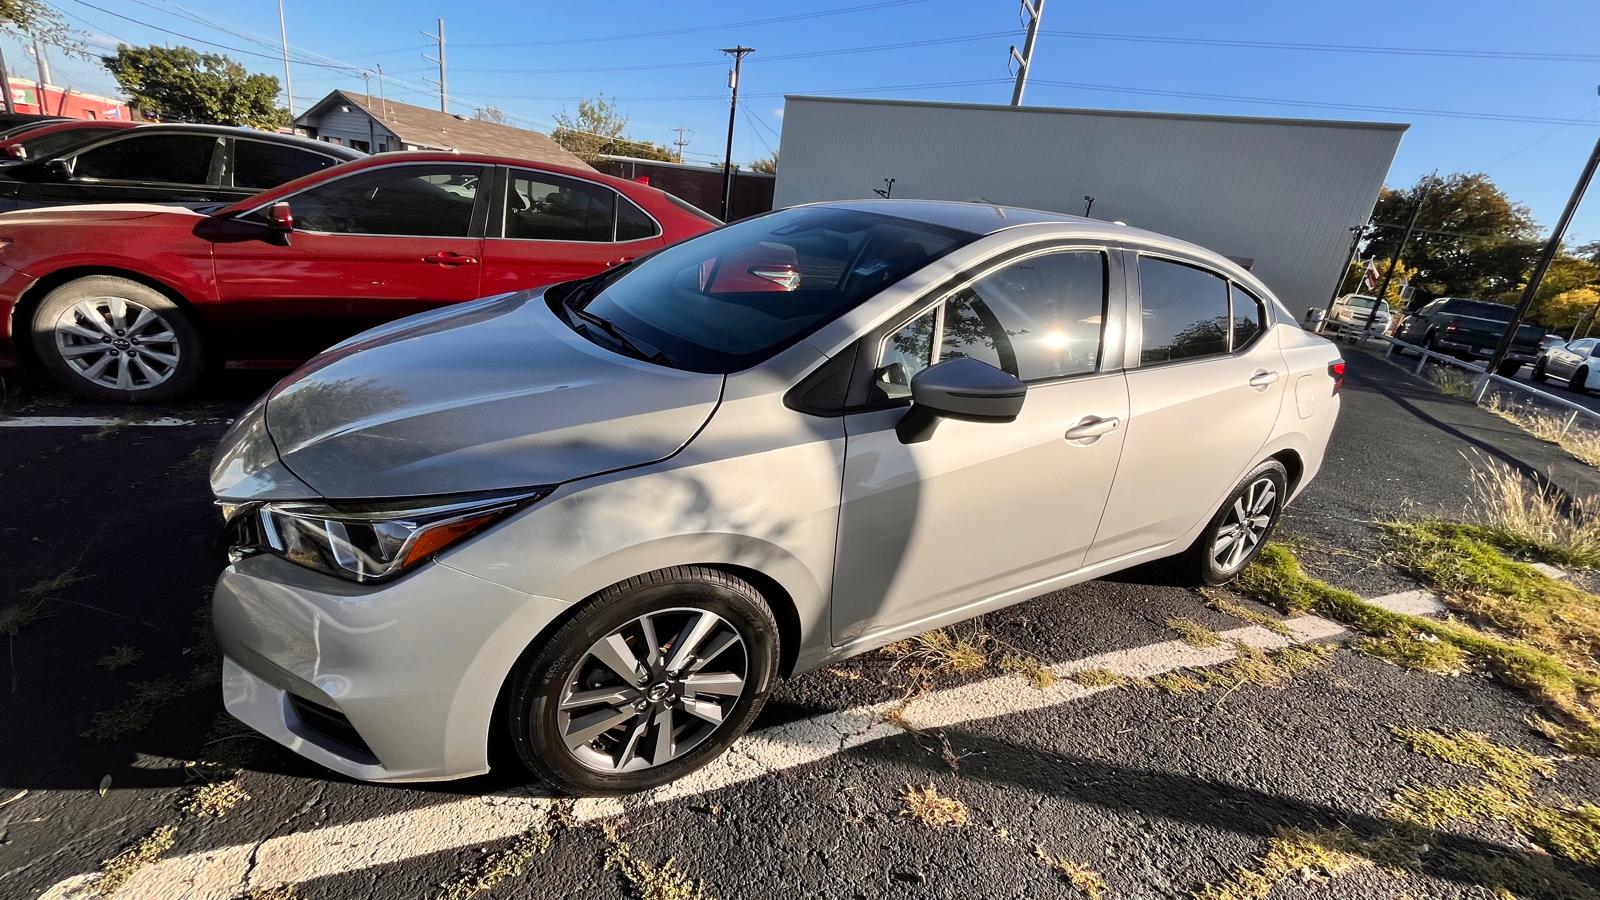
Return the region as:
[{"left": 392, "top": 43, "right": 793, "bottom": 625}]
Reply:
[{"left": 567, "top": 302, "right": 670, "bottom": 365}]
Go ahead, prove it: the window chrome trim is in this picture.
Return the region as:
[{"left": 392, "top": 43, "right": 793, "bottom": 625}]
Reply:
[{"left": 496, "top": 166, "right": 663, "bottom": 244}]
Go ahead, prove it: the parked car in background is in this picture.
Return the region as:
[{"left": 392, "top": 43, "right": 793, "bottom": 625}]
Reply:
[
  {"left": 0, "top": 116, "right": 67, "bottom": 140},
  {"left": 0, "top": 123, "right": 362, "bottom": 211},
  {"left": 0, "top": 119, "right": 136, "bottom": 162},
  {"left": 1394, "top": 297, "right": 1543, "bottom": 375},
  {"left": 1326, "top": 293, "right": 1392, "bottom": 332},
  {"left": 1537, "top": 333, "right": 1567, "bottom": 354},
  {"left": 1532, "top": 338, "right": 1600, "bottom": 393},
  {"left": 0, "top": 152, "right": 720, "bottom": 400},
  {"left": 210, "top": 200, "right": 1344, "bottom": 793}
]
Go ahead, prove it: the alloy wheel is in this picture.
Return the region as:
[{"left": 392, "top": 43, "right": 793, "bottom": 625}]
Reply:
[
  {"left": 53, "top": 296, "right": 181, "bottom": 392},
  {"left": 1211, "top": 476, "right": 1277, "bottom": 572},
  {"left": 557, "top": 607, "right": 749, "bottom": 773}
]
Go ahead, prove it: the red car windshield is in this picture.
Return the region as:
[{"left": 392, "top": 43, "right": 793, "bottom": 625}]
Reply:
[{"left": 565, "top": 206, "right": 974, "bottom": 373}]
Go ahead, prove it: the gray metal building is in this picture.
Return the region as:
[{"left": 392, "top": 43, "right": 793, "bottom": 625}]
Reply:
[{"left": 774, "top": 96, "right": 1406, "bottom": 310}]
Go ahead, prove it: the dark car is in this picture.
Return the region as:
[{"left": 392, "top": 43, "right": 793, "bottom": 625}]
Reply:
[
  {"left": 0, "top": 123, "right": 363, "bottom": 210},
  {"left": 1394, "top": 297, "right": 1544, "bottom": 376}
]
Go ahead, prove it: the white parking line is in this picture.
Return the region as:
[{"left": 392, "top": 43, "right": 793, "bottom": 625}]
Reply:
[
  {"left": 39, "top": 590, "right": 1434, "bottom": 900},
  {"left": 0, "top": 416, "right": 216, "bottom": 428}
]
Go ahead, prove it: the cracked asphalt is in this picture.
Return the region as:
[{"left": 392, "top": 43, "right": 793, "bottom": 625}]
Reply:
[{"left": 1, "top": 351, "right": 1597, "bottom": 899}]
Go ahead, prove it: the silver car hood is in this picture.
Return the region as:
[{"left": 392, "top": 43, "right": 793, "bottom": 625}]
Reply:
[{"left": 261, "top": 291, "right": 724, "bottom": 499}]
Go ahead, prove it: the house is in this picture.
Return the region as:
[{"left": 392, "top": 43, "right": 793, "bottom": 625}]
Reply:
[
  {"left": 292, "top": 90, "right": 589, "bottom": 169},
  {"left": 774, "top": 96, "right": 1407, "bottom": 312}
]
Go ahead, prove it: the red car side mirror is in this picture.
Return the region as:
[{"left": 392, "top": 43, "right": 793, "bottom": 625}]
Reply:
[{"left": 266, "top": 201, "right": 294, "bottom": 246}]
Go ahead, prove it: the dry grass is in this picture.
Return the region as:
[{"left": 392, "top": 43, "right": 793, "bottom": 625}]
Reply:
[
  {"left": 0, "top": 602, "right": 47, "bottom": 636},
  {"left": 602, "top": 824, "right": 711, "bottom": 900},
  {"left": 1484, "top": 394, "right": 1600, "bottom": 468},
  {"left": 885, "top": 628, "right": 988, "bottom": 676},
  {"left": 1033, "top": 846, "right": 1106, "bottom": 898},
  {"left": 998, "top": 652, "right": 1057, "bottom": 689},
  {"left": 1429, "top": 365, "right": 1478, "bottom": 399},
  {"left": 1141, "top": 643, "right": 1333, "bottom": 697},
  {"left": 1465, "top": 455, "right": 1600, "bottom": 569},
  {"left": 436, "top": 827, "right": 555, "bottom": 900},
  {"left": 21, "top": 566, "right": 89, "bottom": 598},
  {"left": 1166, "top": 616, "right": 1220, "bottom": 648},
  {"left": 91, "top": 825, "right": 177, "bottom": 896},
  {"left": 1146, "top": 672, "right": 1210, "bottom": 695},
  {"left": 899, "top": 782, "right": 969, "bottom": 829},
  {"left": 1068, "top": 668, "right": 1130, "bottom": 688},
  {"left": 179, "top": 778, "right": 250, "bottom": 818},
  {"left": 95, "top": 645, "right": 142, "bottom": 670},
  {"left": 1200, "top": 591, "right": 1294, "bottom": 637},
  {"left": 1190, "top": 827, "right": 1364, "bottom": 900}
]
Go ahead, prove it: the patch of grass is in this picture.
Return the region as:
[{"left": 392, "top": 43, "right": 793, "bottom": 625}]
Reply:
[
  {"left": 0, "top": 602, "right": 47, "bottom": 635},
  {"left": 1068, "top": 668, "right": 1130, "bottom": 688},
  {"left": 1236, "top": 543, "right": 1600, "bottom": 755},
  {"left": 887, "top": 628, "right": 988, "bottom": 676},
  {"left": 1166, "top": 616, "right": 1220, "bottom": 648},
  {"left": 1484, "top": 394, "right": 1600, "bottom": 470},
  {"left": 898, "top": 782, "right": 969, "bottom": 829},
  {"left": 1391, "top": 726, "right": 1555, "bottom": 784},
  {"left": 1467, "top": 455, "right": 1600, "bottom": 569},
  {"left": 1033, "top": 846, "right": 1106, "bottom": 898},
  {"left": 1429, "top": 365, "right": 1478, "bottom": 399},
  {"left": 436, "top": 827, "right": 555, "bottom": 900},
  {"left": 1449, "top": 849, "right": 1600, "bottom": 900},
  {"left": 998, "top": 652, "right": 1057, "bottom": 689},
  {"left": 83, "top": 676, "right": 186, "bottom": 741},
  {"left": 1146, "top": 672, "right": 1210, "bottom": 695},
  {"left": 1201, "top": 592, "right": 1294, "bottom": 637},
  {"left": 171, "top": 445, "right": 212, "bottom": 477},
  {"left": 95, "top": 645, "right": 142, "bottom": 670},
  {"left": 21, "top": 566, "right": 89, "bottom": 598},
  {"left": 1190, "top": 827, "right": 1364, "bottom": 900},
  {"left": 91, "top": 824, "right": 177, "bottom": 896},
  {"left": 179, "top": 778, "right": 250, "bottom": 818},
  {"left": 1352, "top": 632, "right": 1469, "bottom": 674},
  {"left": 602, "top": 824, "right": 711, "bottom": 900}
]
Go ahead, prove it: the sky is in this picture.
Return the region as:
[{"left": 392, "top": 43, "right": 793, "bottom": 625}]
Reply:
[{"left": 9, "top": 0, "right": 1600, "bottom": 242}]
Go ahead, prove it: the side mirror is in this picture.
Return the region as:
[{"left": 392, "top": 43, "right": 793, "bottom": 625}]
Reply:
[
  {"left": 265, "top": 201, "right": 293, "bottom": 246},
  {"left": 42, "top": 158, "right": 71, "bottom": 182},
  {"left": 896, "top": 357, "right": 1027, "bottom": 444}
]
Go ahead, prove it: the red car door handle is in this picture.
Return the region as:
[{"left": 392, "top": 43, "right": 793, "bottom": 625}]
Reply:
[
  {"left": 606, "top": 256, "right": 635, "bottom": 268},
  {"left": 422, "top": 252, "right": 479, "bottom": 266}
]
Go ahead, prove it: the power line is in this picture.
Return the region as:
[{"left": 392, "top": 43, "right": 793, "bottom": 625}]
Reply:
[
  {"left": 51, "top": 0, "right": 358, "bottom": 71},
  {"left": 452, "top": 0, "right": 926, "bottom": 48},
  {"left": 463, "top": 77, "right": 1015, "bottom": 104},
  {"left": 1037, "top": 29, "right": 1600, "bottom": 63}
]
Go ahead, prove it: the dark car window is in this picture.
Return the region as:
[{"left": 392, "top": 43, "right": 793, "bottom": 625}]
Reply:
[
  {"left": 17, "top": 128, "right": 120, "bottom": 160},
  {"left": 73, "top": 134, "right": 218, "bottom": 184},
  {"left": 570, "top": 206, "right": 975, "bottom": 373},
  {"left": 1439, "top": 299, "right": 1514, "bottom": 322},
  {"left": 939, "top": 251, "right": 1107, "bottom": 382},
  {"left": 233, "top": 140, "right": 340, "bottom": 190},
  {"left": 1137, "top": 257, "right": 1231, "bottom": 365},
  {"left": 506, "top": 171, "right": 616, "bottom": 241},
  {"left": 288, "top": 165, "right": 482, "bottom": 236},
  {"left": 1230, "top": 283, "right": 1265, "bottom": 349},
  {"left": 616, "top": 196, "right": 660, "bottom": 241}
]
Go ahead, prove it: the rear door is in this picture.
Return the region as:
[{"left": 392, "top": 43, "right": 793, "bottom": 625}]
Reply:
[
  {"left": 1085, "top": 253, "right": 1286, "bottom": 565},
  {"left": 211, "top": 162, "right": 489, "bottom": 362},
  {"left": 478, "top": 167, "right": 666, "bottom": 295},
  {"left": 16, "top": 131, "right": 223, "bottom": 208},
  {"left": 831, "top": 247, "right": 1129, "bottom": 647}
]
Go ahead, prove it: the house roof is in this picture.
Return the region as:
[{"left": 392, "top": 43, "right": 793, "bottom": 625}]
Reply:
[{"left": 295, "top": 90, "right": 591, "bottom": 170}]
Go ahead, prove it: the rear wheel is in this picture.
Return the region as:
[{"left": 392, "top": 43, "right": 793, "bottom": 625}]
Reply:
[
  {"left": 30, "top": 276, "right": 204, "bottom": 402},
  {"left": 505, "top": 566, "right": 778, "bottom": 795},
  {"left": 1496, "top": 360, "right": 1523, "bottom": 378},
  {"left": 1177, "top": 460, "right": 1288, "bottom": 586},
  {"left": 1531, "top": 358, "right": 1549, "bottom": 383}
]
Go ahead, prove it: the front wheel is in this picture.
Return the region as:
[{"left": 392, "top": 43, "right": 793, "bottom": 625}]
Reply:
[
  {"left": 505, "top": 566, "right": 778, "bottom": 795},
  {"left": 1177, "top": 460, "right": 1288, "bottom": 586},
  {"left": 30, "top": 275, "right": 204, "bottom": 402},
  {"left": 1572, "top": 367, "right": 1592, "bottom": 395}
]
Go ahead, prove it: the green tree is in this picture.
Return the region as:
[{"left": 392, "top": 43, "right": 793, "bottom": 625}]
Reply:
[
  {"left": 748, "top": 151, "right": 778, "bottom": 174},
  {"left": 102, "top": 45, "right": 287, "bottom": 128},
  {"left": 1364, "top": 172, "right": 1541, "bottom": 305},
  {"left": 551, "top": 95, "right": 674, "bottom": 162},
  {"left": 1505, "top": 254, "right": 1600, "bottom": 329},
  {"left": 0, "top": 0, "right": 83, "bottom": 55}
]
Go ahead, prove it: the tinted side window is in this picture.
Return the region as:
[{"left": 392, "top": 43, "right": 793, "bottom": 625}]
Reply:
[
  {"left": 234, "top": 140, "right": 339, "bottom": 189},
  {"left": 290, "top": 165, "right": 481, "bottom": 236},
  {"left": 1230, "top": 284, "right": 1264, "bottom": 350},
  {"left": 940, "top": 251, "right": 1106, "bottom": 381},
  {"left": 875, "top": 306, "right": 938, "bottom": 401},
  {"left": 616, "top": 197, "right": 659, "bottom": 241},
  {"left": 74, "top": 134, "right": 217, "bottom": 184},
  {"left": 1137, "top": 258, "right": 1230, "bottom": 365},
  {"left": 506, "top": 171, "right": 616, "bottom": 241}
]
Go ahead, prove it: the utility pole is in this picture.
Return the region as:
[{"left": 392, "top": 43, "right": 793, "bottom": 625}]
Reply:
[
  {"left": 1371, "top": 172, "right": 1434, "bottom": 331},
  {"left": 376, "top": 63, "right": 388, "bottom": 118},
  {"left": 672, "top": 126, "right": 692, "bottom": 163},
  {"left": 719, "top": 45, "right": 754, "bottom": 220},
  {"left": 1324, "top": 225, "right": 1370, "bottom": 319},
  {"left": 1008, "top": 0, "right": 1045, "bottom": 106},
  {"left": 360, "top": 70, "right": 371, "bottom": 104},
  {"left": 1480, "top": 136, "right": 1600, "bottom": 394},
  {"left": 29, "top": 36, "right": 50, "bottom": 88},
  {"left": 277, "top": 0, "right": 294, "bottom": 118},
  {"left": 422, "top": 19, "right": 447, "bottom": 113},
  {"left": 0, "top": 45, "right": 15, "bottom": 115}
]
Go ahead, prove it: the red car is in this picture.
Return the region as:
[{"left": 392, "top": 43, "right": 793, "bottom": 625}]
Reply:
[
  {"left": 0, "top": 152, "right": 720, "bottom": 400},
  {"left": 0, "top": 119, "right": 137, "bottom": 162}
]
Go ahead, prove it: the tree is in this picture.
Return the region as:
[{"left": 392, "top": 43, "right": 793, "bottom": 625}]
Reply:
[
  {"left": 0, "top": 0, "right": 83, "bottom": 56},
  {"left": 1363, "top": 172, "right": 1541, "bottom": 305},
  {"left": 1505, "top": 254, "right": 1600, "bottom": 329},
  {"left": 1575, "top": 240, "right": 1600, "bottom": 265},
  {"left": 748, "top": 151, "right": 778, "bottom": 174},
  {"left": 551, "top": 95, "right": 674, "bottom": 162},
  {"left": 102, "top": 45, "right": 287, "bottom": 129},
  {"left": 472, "top": 106, "right": 506, "bottom": 125}
]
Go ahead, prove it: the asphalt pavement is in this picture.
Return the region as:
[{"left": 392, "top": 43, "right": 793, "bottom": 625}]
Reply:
[{"left": 1, "top": 354, "right": 1597, "bottom": 900}]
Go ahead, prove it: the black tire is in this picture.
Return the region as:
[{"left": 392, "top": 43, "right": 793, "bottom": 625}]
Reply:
[
  {"left": 505, "top": 566, "right": 779, "bottom": 795},
  {"left": 1176, "top": 459, "right": 1289, "bottom": 587},
  {"left": 30, "top": 275, "right": 204, "bottom": 402},
  {"left": 1496, "top": 360, "right": 1523, "bottom": 378},
  {"left": 1572, "top": 367, "right": 1591, "bottom": 395},
  {"left": 1531, "top": 358, "right": 1549, "bottom": 383}
]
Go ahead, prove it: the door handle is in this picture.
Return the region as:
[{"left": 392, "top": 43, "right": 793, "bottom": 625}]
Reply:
[
  {"left": 1248, "top": 370, "right": 1281, "bottom": 389},
  {"left": 1064, "top": 415, "right": 1120, "bottom": 442},
  {"left": 606, "top": 256, "right": 635, "bottom": 268},
  {"left": 422, "top": 251, "right": 479, "bottom": 266}
]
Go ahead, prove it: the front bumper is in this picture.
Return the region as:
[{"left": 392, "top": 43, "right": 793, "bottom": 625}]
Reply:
[
  {"left": 0, "top": 261, "right": 37, "bottom": 367},
  {"left": 214, "top": 553, "right": 570, "bottom": 782}
]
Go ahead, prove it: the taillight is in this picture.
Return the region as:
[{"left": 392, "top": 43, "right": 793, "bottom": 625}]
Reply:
[
  {"left": 1445, "top": 321, "right": 1458, "bottom": 334},
  {"left": 1329, "top": 359, "right": 1346, "bottom": 393}
]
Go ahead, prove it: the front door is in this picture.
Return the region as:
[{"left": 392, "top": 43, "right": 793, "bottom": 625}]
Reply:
[
  {"left": 1546, "top": 339, "right": 1594, "bottom": 380},
  {"left": 1086, "top": 256, "right": 1288, "bottom": 565},
  {"left": 211, "top": 162, "right": 489, "bottom": 362},
  {"left": 831, "top": 248, "right": 1128, "bottom": 648},
  {"left": 479, "top": 167, "right": 667, "bottom": 295}
]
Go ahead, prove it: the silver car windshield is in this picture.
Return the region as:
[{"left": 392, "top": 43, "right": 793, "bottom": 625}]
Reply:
[{"left": 568, "top": 206, "right": 975, "bottom": 373}]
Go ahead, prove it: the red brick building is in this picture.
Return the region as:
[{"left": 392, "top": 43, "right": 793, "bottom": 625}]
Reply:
[{"left": 5, "top": 78, "right": 132, "bottom": 121}]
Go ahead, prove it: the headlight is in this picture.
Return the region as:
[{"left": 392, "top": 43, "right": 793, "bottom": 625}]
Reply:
[{"left": 235, "top": 489, "right": 546, "bottom": 583}]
